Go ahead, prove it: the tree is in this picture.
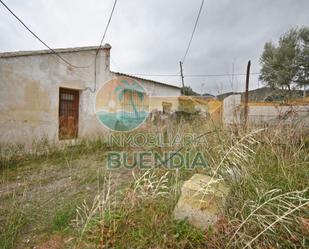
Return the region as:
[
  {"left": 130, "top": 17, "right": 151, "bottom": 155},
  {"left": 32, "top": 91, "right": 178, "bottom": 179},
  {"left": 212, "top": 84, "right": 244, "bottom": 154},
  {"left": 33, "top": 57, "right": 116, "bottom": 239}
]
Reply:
[
  {"left": 295, "top": 27, "right": 309, "bottom": 87},
  {"left": 181, "top": 86, "right": 199, "bottom": 96},
  {"left": 259, "top": 42, "right": 278, "bottom": 88},
  {"left": 259, "top": 27, "right": 309, "bottom": 90}
]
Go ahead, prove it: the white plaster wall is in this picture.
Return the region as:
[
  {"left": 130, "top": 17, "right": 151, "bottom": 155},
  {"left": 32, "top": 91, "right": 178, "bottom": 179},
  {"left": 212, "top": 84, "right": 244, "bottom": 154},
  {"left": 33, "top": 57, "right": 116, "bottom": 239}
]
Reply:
[
  {"left": 0, "top": 48, "right": 181, "bottom": 145},
  {"left": 0, "top": 49, "right": 113, "bottom": 145},
  {"left": 222, "top": 94, "right": 309, "bottom": 126},
  {"left": 139, "top": 80, "right": 181, "bottom": 97},
  {"left": 223, "top": 94, "right": 242, "bottom": 124},
  {"left": 248, "top": 105, "right": 309, "bottom": 125},
  {"left": 109, "top": 73, "right": 181, "bottom": 112},
  {"left": 139, "top": 80, "right": 181, "bottom": 112},
  {"left": 109, "top": 75, "right": 181, "bottom": 97}
]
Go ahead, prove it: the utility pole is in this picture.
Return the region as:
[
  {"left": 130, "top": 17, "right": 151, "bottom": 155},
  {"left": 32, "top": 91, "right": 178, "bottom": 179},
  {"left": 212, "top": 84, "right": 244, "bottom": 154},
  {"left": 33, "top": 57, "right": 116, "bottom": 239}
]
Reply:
[
  {"left": 244, "top": 60, "right": 251, "bottom": 129},
  {"left": 179, "top": 61, "right": 185, "bottom": 94}
]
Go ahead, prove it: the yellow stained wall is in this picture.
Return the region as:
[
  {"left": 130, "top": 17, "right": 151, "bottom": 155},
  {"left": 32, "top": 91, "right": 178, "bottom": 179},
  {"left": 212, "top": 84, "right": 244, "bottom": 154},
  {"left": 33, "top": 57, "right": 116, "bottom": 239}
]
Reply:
[
  {"left": 149, "top": 96, "right": 180, "bottom": 112},
  {"left": 149, "top": 95, "right": 223, "bottom": 121}
]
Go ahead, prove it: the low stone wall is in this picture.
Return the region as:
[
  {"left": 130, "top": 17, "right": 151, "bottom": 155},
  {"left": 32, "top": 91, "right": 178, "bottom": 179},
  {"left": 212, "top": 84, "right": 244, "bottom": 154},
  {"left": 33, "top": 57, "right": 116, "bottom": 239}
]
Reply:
[{"left": 223, "top": 94, "right": 309, "bottom": 126}]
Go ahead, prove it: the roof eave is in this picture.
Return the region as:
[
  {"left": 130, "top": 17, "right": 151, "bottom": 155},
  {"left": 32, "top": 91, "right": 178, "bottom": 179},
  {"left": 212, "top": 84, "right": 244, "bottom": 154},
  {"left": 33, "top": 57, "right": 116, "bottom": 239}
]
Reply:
[
  {"left": 0, "top": 44, "right": 111, "bottom": 59},
  {"left": 112, "top": 71, "right": 181, "bottom": 90}
]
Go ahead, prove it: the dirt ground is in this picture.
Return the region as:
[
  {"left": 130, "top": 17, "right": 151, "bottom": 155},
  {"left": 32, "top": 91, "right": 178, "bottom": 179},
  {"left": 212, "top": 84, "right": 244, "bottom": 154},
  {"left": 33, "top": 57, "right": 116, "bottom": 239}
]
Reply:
[{"left": 0, "top": 152, "right": 132, "bottom": 249}]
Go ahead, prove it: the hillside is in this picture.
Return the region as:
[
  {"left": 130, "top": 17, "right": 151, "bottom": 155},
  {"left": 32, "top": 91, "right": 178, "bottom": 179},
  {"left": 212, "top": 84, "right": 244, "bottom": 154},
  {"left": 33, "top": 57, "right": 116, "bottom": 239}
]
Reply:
[{"left": 217, "top": 87, "right": 308, "bottom": 101}]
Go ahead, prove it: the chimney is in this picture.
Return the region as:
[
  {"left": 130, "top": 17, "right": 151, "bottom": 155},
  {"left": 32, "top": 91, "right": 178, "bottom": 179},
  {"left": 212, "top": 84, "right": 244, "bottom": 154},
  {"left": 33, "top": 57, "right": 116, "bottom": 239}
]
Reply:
[{"left": 102, "top": 43, "right": 111, "bottom": 70}]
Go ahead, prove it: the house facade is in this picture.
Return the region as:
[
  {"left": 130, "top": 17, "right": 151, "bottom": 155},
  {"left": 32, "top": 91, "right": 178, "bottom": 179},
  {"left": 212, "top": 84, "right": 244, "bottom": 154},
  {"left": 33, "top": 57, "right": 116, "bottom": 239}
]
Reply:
[{"left": 0, "top": 44, "right": 181, "bottom": 145}]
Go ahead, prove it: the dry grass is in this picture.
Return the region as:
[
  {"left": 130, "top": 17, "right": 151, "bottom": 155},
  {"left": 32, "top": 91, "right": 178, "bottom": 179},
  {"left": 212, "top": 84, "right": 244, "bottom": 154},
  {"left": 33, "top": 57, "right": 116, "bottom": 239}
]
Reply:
[{"left": 0, "top": 117, "right": 309, "bottom": 248}]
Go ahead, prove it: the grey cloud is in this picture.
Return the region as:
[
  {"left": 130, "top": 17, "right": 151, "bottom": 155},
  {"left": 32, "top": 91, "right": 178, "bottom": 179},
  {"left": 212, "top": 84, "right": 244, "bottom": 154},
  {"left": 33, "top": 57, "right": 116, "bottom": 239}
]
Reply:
[{"left": 1, "top": 0, "right": 308, "bottom": 94}]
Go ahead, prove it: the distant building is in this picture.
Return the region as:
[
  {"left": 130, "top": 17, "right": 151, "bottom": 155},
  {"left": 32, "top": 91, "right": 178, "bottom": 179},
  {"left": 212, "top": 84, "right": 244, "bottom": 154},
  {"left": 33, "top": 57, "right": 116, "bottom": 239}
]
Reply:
[{"left": 0, "top": 44, "right": 181, "bottom": 144}]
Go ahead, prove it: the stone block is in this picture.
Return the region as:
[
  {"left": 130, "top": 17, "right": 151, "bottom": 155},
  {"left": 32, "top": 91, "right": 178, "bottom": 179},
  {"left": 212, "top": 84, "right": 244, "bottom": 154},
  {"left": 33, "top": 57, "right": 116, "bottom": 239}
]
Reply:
[{"left": 174, "top": 174, "right": 229, "bottom": 230}]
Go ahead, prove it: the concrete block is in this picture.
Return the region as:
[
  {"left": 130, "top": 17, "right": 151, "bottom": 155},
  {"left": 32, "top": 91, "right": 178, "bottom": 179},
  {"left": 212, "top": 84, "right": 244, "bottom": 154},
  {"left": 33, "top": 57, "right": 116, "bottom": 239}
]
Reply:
[{"left": 174, "top": 174, "right": 229, "bottom": 230}]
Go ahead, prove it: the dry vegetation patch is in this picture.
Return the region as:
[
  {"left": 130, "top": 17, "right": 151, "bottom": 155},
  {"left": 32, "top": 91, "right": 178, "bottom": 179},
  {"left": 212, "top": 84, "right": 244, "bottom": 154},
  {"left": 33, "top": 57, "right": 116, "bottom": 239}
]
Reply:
[{"left": 0, "top": 120, "right": 308, "bottom": 248}]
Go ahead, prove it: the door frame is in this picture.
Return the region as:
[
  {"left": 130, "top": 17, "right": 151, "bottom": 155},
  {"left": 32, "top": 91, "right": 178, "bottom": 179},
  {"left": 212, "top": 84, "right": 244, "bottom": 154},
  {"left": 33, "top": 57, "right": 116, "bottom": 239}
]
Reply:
[{"left": 58, "top": 87, "right": 80, "bottom": 140}]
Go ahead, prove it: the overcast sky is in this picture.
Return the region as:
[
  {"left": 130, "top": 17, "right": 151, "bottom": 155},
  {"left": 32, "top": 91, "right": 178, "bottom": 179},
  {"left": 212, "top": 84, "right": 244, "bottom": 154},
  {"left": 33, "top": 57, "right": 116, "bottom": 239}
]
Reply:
[{"left": 1, "top": 0, "right": 309, "bottom": 94}]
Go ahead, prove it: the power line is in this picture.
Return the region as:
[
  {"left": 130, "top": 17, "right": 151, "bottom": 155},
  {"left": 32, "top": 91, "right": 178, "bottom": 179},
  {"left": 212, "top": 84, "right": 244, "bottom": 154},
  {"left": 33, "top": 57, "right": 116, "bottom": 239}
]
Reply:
[
  {"left": 96, "top": 0, "right": 118, "bottom": 53},
  {"left": 181, "top": 0, "right": 205, "bottom": 64},
  {"left": 1, "top": 0, "right": 119, "bottom": 92},
  {"left": 185, "top": 72, "right": 260, "bottom": 77},
  {"left": 130, "top": 73, "right": 180, "bottom": 77},
  {"left": 0, "top": 0, "right": 88, "bottom": 68},
  {"left": 128, "top": 72, "right": 260, "bottom": 77},
  {"left": 90, "top": 0, "right": 118, "bottom": 93}
]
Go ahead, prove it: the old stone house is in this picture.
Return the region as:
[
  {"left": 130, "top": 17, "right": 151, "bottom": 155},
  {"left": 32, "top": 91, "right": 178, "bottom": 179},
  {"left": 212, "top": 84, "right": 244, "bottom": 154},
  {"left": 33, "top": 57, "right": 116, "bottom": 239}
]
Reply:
[{"left": 0, "top": 44, "right": 181, "bottom": 145}]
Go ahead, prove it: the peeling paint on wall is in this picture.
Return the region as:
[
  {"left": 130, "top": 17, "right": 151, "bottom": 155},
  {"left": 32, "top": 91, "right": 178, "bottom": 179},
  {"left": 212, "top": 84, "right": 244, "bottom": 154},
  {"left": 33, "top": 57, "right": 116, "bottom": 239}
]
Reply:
[{"left": 0, "top": 46, "right": 181, "bottom": 145}]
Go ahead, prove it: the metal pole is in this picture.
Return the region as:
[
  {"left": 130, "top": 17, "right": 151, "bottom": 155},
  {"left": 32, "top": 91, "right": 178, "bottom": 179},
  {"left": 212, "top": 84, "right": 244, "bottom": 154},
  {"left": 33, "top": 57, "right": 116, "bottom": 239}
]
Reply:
[
  {"left": 179, "top": 61, "right": 185, "bottom": 94},
  {"left": 244, "top": 60, "right": 251, "bottom": 128}
]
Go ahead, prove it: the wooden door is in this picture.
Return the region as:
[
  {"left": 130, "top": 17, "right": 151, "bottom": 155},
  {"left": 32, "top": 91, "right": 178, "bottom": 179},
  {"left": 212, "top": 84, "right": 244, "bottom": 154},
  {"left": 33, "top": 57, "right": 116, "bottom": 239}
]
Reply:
[{"left": 59, "top": 88, "right": 79, "bottom": 139}]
